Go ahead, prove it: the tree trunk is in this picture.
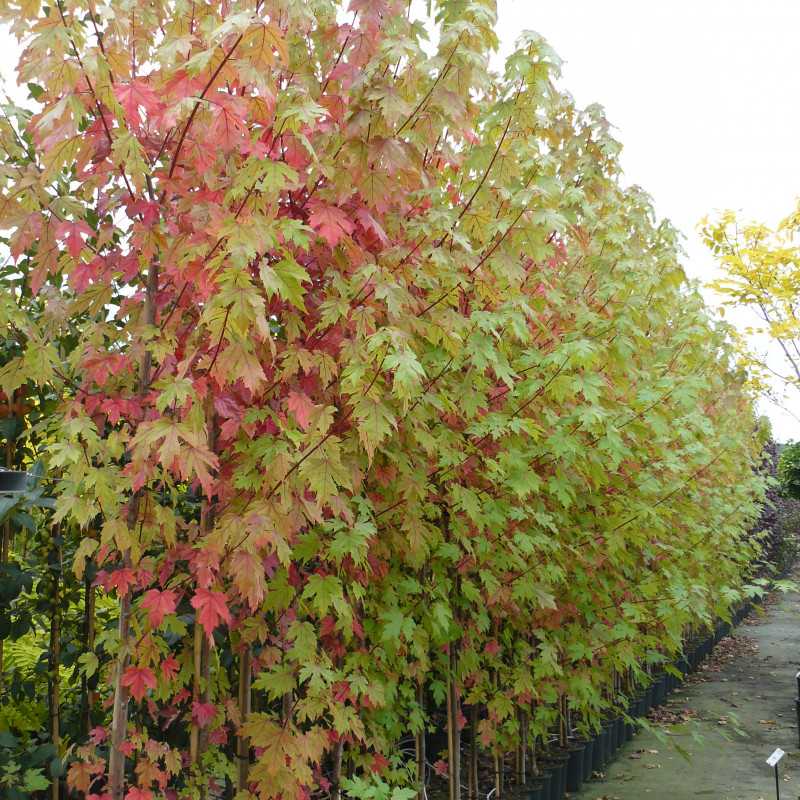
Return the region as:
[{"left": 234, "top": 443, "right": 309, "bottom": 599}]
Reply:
[
  {"left": 189, "top": 621, "right": 204, "bottom": 765},
  {"left": 80, "top": 558, "right": 96, "bottom": 738},
  {"left": 108, "top": 583, "right": 131, "bottom": 799},
  {"left": 109, "top": 258, "right": 158, "bottom": 800},
  {"left": 331, "top": 738, "right": 345, "bottom": 800},
  {"left": 416, "top": 683, "right": 426, "bottom": 800},
  {"left": 469, "top": 706, "right": 478, "bottom": 800},
  {"left": 518, "top": 709, "right": 527, "bottom": 785},
  {"left": 236, "top": 647, "right": 251, "bottom": 792},
  {"left": 447, "top": 647, "right": 461, "bottom": 800},
  {"left": 48, "top": 525, "right": 61, "bottom": 800},
  {"left": 0, "top": 401, "right": 15, "bottom": 684}
]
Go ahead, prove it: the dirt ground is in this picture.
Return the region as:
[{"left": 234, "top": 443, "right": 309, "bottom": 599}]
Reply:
[{"left": 574, "top": 586, "right": 800, "bottom": 800}]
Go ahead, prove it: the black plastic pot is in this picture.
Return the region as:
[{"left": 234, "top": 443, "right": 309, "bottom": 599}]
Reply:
[
  {"left": 614, "top": 716, "right": 625, "bottom": 749},
  {"left": 643, "top": 684, "right": 654, "bottom": 712},
  {"left": 653, "top": 675, "right": 667, "bottom": 707},
  {"left": 591, "top": 729, "right": 606, "bottom": 772},
  {"left": 542, "top": 753, "right": 568, "bottom": 800},
  {"left": 535, "top": 771, "right": 553, "bottom": 800},
  {"left": 581, "top": 738, "right": 595, "bottom": 781},
  {"left": 566, "top": 743, "right": 586, "bottom": 792},
  {"left": 603, "top": 722, "right": 615, "bottom": 761},
  {"left": 524, "top": 779, "right": 546, "bottom": 800},
  {"left": 624, "top": 705, "right": 636, "bottom": 741}
]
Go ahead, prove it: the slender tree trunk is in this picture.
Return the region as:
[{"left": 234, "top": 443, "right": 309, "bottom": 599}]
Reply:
[
  {"left": 416, "top": 683, "right": 426, "bottom": 800},
  {"left": 109, "top": 259, "right": 158, "bottom": 800},
  {"left": 190, "top": 621, "right": 204, "bottom": 765},
  {"left": 447, "top": 647, "right": 461, "bottom": 800},
  {"left": 48, "top": 525, "right": 61, "bottom": 800},
  {"left": 469, "top": 706, "right": 478, "bottom": 800},
  {"left": 518, "top": 709, "right": 527, "bottom": 785},
  {"left": 492, "top": 669, "right": 501, "bottom": 800},
  {"left": 331, "top": 738, "right": 345, "bottom": 800},
  {"left": 281, "top": 691, "right": 292, "bottom": 724},
  {"left": 236, "top": 647, "right": 251, "bottom": 792},
  {"left": 0, "top": 399, "right": 15, "bottom": 684},
  {"left": 108, "top": 578, "right": 131, "bottom": 799},
  {"left": 80, "top": 558, "right": 96, "bottom": 738},
  {"left": 192, "top": 403, "right": 218, "bottom": 794}
]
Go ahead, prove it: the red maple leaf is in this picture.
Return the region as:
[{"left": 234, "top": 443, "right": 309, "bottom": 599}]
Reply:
[
  {"left": 121, "top": 666, "right": 157, "bottom": 702},
  {"left": 287, "top": 390, "right": 315, "bottom": 430},
  {"left": 140, "top": 588, "right": 178, "bottom": 628},
  {"left": 191, "top": 700, "right": 217, "bottom": 728},
  {"left": 308, "top": 202, "right": 354, "bottom": 247},
  {"left": 161, "top": 654, "right": 179, "bottom": 682},
  {"left": 88, "top": 726, "right": 107, "bottom": 744},
  {"left": 56, "top": 220, "right": 93, "bottom": 258},
  {"left": 114, "top": 79, "right": 163, "bottom": 127},
  {"left": 124, "top": 788, "right": 153, "bottom": 800},
  {"left": 105, "top": 567, "right": 137, "bottom": 597},
  {"left": 190, "top": 588, "right": 232, "bottom": 640}
]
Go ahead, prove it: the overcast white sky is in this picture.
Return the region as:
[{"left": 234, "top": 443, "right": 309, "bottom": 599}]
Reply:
[
  {"left": 494, "top": 0, "right": 800, "bottom": 440},
  {"left": 3, "top": 2, "right": 800, "bottom": 437}
]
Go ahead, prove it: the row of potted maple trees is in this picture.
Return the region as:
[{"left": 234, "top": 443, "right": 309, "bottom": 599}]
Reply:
[{"left": 0, "top": 1, "right": 769, "bottom": 799}]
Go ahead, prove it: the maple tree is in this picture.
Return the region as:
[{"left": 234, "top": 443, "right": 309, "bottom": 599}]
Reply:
[{"left": 0, "top": 1, "right": 771, "bottom": 800}]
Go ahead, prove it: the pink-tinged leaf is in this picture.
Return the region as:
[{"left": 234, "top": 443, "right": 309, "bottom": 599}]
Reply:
[
  {"left": 114, "top": 79, "right": 163, "bottom": 127},
  {"left": 161, "top": 654, "right": 180, "bottom": 682},
  {"left": 105, "top": 567, "right": 137, "bottom": 597},
  {"left": 355, "top": 207, "right": 389, "bottom": 245},
  {"left": 287, "top": 390, "right": 315, "bottom": 430},
  {"left": 190, "top": 588, "right": 232, "bottom": 641},
  {"left": 308, "top": 202, "right": 354, "bottom": 247},
  {"left": 191, "top": 701, "right": 217, "bottom": 728},
  {"left": 88, "top": 726, "right": 107, "bottom": 744},
  {"left": 124, "top": 789, "right": 153, "bottom": 800},
  {"left": 56, "top": 220, "right": 93, "bottom": 258},
  {"left": 121, "top": 666, "right": 157, "bottom": 702},
  {"left": 484, "top": 639, "right": 501, "bottom": 656},
  {"left": 230, "top": 550, "right": 266, "bottom": 611},
  {"left": 140, "top": 588, "right": 178, "bottom": 628}
]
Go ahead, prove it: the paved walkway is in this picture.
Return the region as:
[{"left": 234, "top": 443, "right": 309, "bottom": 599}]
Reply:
[{"left": 575, "top": 586, "right": 800, "bottom": 800}]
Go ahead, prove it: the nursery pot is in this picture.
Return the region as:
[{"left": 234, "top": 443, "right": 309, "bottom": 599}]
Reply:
[
  {"left": 542, "top": 751, "right": 570, "bottom": 799},
  {"left": 653, "top": 675, "right": 667, "bottom": 707},
  {"left": 524, "top": 779, "right": 546, "bottom": 800},
  {"left": 566, "top": 742, "right": 586, "bottom": 792},
  {"left": 624, "top": 704, "right": 636, "bottom": 741},
  {"left": 581, "top": 737, "right": 595, "bottom": 781},
  {"left": 602, "top": 721, "right": 615, "bottom": 761},
  {"left": 643, "top": 684, "right": 655, "bottom": 713},
  {"left": 591, "top": 729, "right": 607, "bottom": 772},
  {"left": 533, "top": 771, "right": 553, "bottom": 800}
]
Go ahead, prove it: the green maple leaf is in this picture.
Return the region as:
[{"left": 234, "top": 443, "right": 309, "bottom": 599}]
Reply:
[{"left": 260, "top": 252, "right": 310, "bottom": 310}]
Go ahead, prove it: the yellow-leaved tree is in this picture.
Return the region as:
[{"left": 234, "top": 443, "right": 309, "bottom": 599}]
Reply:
[{"left": 701, "top": 207, "right": 800, "bottom": 403}]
